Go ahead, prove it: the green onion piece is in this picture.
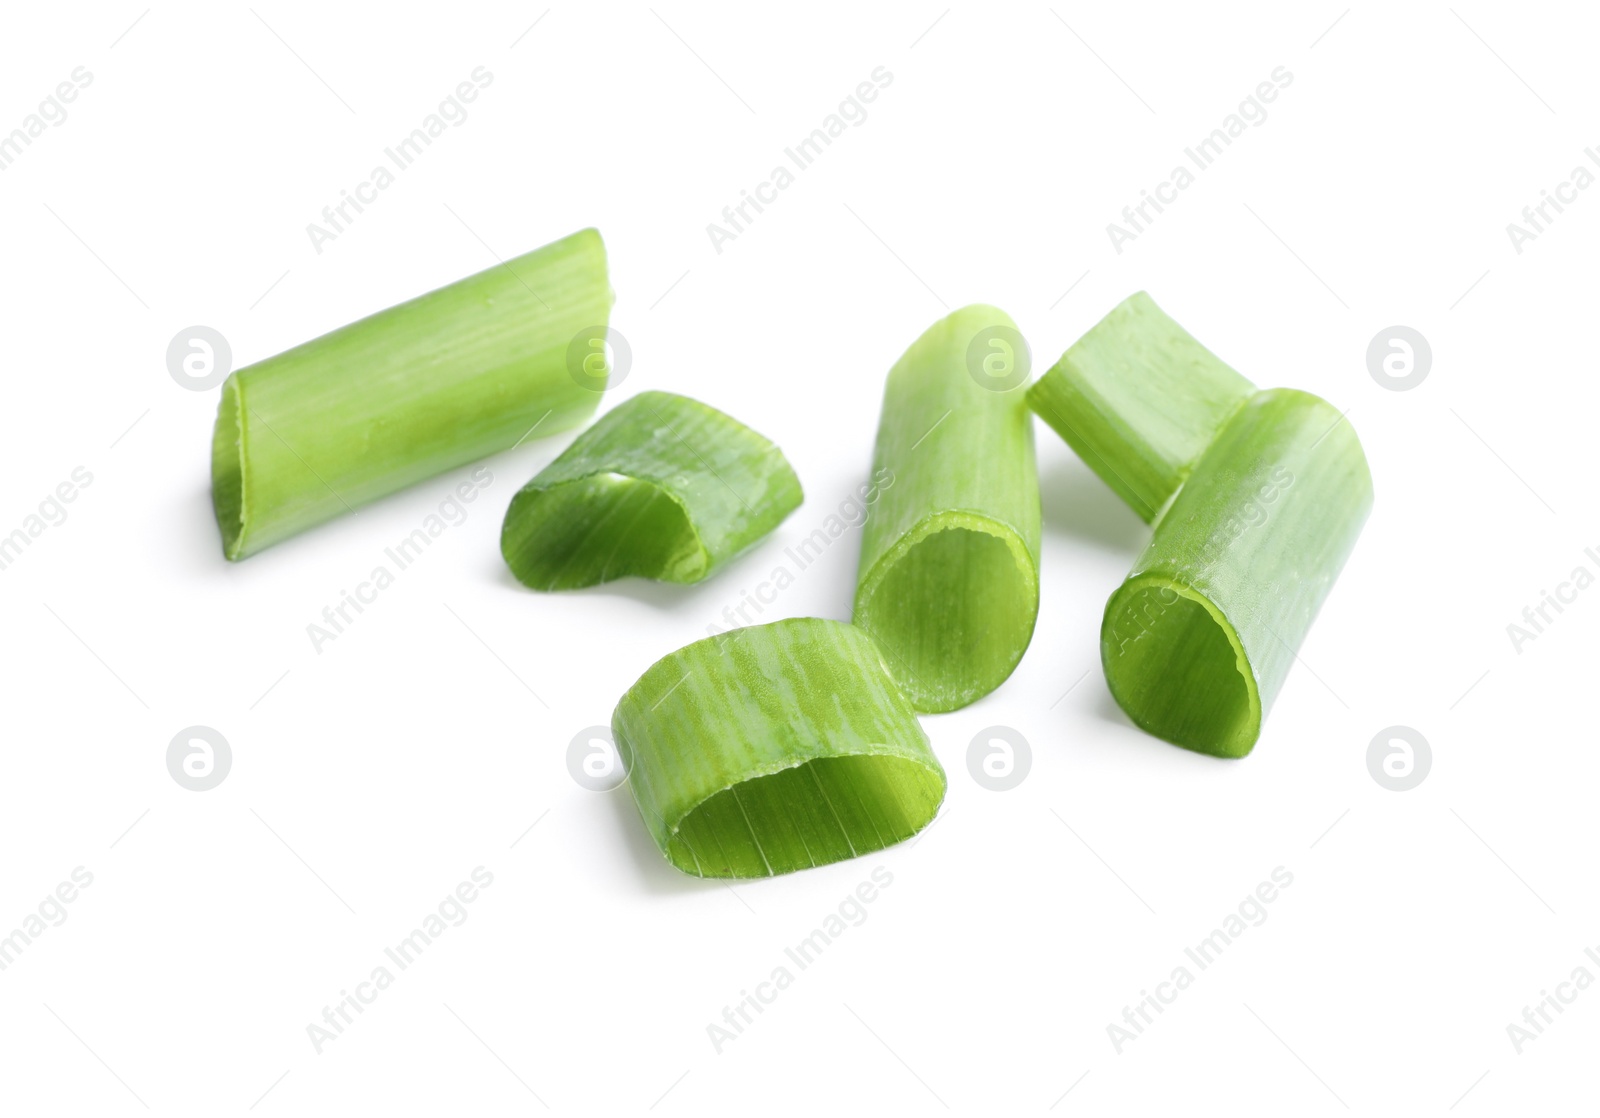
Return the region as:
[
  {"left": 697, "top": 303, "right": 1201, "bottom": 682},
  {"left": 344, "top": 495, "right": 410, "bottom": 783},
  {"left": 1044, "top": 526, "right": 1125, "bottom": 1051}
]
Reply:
[
  {"left": 612, "top": 618, "right": 946, "bottom": 878},
  {"left": 1101, "top": 389, "right": 1372, "bottom": 757},
  {"left": 500, "top": 391, "right": 803, "bottom": 590},
  {"left": 1026, "top": 291, "right": 1255, "bottom": 521},
  {"left": 212, "top": 227, "right": 611, "bottom": 560},
  {"left": 852, "top": 305, "right": 1041, "bottom": 713}
]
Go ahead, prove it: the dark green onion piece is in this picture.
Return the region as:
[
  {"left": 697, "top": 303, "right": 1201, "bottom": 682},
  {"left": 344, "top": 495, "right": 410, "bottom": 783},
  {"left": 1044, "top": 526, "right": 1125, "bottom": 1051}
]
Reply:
[
  {"left": 500, "top": 391, "right": 802, "bottom": 590},
  {"left": 1101, "top": 389, "right": 1372, "bottom": 757},
  {"left": 612, "top": 618, "right": 946, "bottom": 878}
]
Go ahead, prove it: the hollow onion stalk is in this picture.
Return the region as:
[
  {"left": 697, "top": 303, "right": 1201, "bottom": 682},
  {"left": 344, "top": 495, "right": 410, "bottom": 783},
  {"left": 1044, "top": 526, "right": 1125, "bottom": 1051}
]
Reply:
[
  {"left": 612, "top": 618, "right": 946, "bottom": 877},
  {"left": 1101, "top": 389, "right": 1371, "bottom": 756},
  {"left": 500, "top": 390, "right": 803, "bottom": 590},
  {"left": 212, "top": 228, "right": 611, "bottom": 560},
  {"left": 852, "top": 305, "right": 1041, "bottom": 713},
  {"left": 1029, "top": 294, "right": 1372, "bottom": 757}
]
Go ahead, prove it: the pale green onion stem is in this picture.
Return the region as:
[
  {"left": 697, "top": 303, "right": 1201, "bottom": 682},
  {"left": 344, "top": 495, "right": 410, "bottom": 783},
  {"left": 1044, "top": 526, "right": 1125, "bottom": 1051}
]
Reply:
[
  {"left": 1026, "top": 292, "right": 1254, "bottom": 522},
  {"left": 853, "top": 305, "right": 1041, "bottom": 713},
  {"left": 212, "top": 228, "right": 611, "bottom": 560}
]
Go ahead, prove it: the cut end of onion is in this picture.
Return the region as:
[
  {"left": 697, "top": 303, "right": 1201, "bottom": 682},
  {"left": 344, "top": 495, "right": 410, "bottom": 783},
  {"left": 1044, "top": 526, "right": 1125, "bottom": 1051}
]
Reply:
[
  {"left": 502, "top": 473, "right": 708, "bottom": 589},
  {"left": 613, "top": 617, "right": 946, "bottom": 878},
  {"left": 211, "top": 375, "right": 247, "bottom": 561},
  {"left": 501, "top": 390, "right": 802, "bottom": 592},
  {"left": 665, "top": 753, "right": 945, "bottom": 878},
  {"left": 1101, "top": 576, "right": 1262, "bottom": 758},
  {"left": 855, "top": 511, "right": 1039, "bottom": 713}
]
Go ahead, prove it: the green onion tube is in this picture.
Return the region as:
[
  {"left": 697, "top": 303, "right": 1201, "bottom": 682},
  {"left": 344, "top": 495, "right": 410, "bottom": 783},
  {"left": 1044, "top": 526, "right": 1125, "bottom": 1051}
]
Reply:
[
  {"left": 1101, "top": 389, "right": 1372, "bottom": 758},
  {"left": 500, "top": 390, "right": 803, "bottom": 590},
  {"left": 852, "top": 305, "right": 1041, "bottom": 713},
  {"left": 612, "top": 618, "right": 946, "bottom": 878},
  {"left": 212, "top": 228, "right": 611, "bottom": 560},
  {"left": 1026, "top": 292, "right": 1254, "bottom": 522}
]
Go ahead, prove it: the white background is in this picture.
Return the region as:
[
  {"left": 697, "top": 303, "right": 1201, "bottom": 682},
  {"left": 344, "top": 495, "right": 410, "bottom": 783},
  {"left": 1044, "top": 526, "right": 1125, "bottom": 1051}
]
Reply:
[{"left": 0, "top": 2, "right": 1593, "bottom": 1114}]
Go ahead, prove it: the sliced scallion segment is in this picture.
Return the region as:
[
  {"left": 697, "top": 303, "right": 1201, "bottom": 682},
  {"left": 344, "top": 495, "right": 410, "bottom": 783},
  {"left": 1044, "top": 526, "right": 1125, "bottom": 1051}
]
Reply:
[
  {"left": 612, "top": 618, "right": 945, "bottom": 878},
  {"left": 212, "top": 227, "right": 611, "bottom": 560},
  {"left": 852, "top": 305, "right": 1041, "bottom": 713},
  {"left": 1101, "top": 389, "right": 1372, "bottom": 758},
  {"left": 500, "top": 391, "right": 802, "bottom": 590},
  {"left": 1026, "top": 291, "right": 1255, "bottom": 521}
]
